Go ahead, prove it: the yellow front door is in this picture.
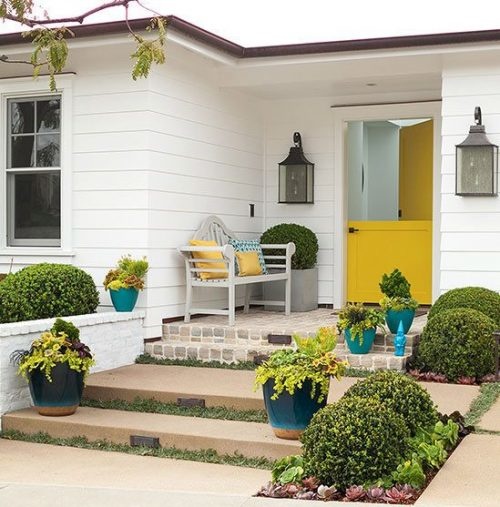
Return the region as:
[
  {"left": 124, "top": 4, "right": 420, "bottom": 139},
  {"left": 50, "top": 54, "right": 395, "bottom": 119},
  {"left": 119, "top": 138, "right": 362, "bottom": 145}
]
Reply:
[{"left": 346, "top": 119, "right": 433, "bottom": 304}]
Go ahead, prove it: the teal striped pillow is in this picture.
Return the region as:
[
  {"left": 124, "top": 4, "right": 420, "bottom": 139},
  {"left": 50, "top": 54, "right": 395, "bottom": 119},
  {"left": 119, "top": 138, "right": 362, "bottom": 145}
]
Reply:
[{"left": 229, "top": 239, "right": 268, "bottom": 275}]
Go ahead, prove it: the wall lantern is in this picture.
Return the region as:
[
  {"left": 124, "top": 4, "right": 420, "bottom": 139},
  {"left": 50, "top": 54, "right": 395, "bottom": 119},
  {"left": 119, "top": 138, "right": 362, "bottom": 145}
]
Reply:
[
  {"left": 456, "top": 107, "right": 498, "bottom": 196},
  {"left": 278, "top": 132, "right": 314, "bottom": 203}
]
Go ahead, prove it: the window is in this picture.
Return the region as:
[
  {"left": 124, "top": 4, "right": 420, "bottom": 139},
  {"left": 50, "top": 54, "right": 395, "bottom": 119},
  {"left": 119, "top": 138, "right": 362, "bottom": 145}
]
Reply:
[{"left": 6, "top": 96, "right": 61, "bottom": 246}]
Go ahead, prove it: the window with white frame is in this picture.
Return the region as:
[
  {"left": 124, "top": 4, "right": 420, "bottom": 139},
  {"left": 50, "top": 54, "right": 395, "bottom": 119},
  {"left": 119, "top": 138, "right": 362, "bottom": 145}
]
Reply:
[{"left": 6, "top": 96, "right": 61, "bottom": 247}]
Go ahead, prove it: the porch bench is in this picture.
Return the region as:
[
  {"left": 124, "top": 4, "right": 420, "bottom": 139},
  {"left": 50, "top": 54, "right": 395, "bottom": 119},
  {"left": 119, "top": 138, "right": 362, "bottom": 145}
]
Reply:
[{"left": 178, "top": 215, "right": 295, "bottom": 326}]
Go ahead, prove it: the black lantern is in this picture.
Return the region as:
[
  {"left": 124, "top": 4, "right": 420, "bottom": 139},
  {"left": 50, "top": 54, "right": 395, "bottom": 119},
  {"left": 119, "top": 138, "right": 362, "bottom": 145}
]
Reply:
[
  {"left": 456, "top": 107, "right": 498, "bottom": 196},
  {"left": 278, "top": 132, "right": 314, "bottom": 203}
]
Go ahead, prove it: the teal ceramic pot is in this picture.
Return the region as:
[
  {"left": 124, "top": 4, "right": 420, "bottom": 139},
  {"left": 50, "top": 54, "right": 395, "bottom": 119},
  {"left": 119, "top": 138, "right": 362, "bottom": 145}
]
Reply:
[
  {"left": 344, "top": 327, "right": 376, "bottom": 354},
  {"left": 29, "top": 363, "right": 84, "bottom": 416},
  {"left": 262, "top": 378, "right": 327, "bottom": 440},
  {"left": 386, "top": 308, "right": 415, "bottom": 334},
  {"left": 110, "top": 287, "right": 139, "bottom": 312}
]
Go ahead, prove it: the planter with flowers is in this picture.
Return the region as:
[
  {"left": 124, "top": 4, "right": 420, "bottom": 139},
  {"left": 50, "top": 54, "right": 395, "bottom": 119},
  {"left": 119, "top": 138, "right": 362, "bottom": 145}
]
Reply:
[
  {"left": 11, "top": 318, "right": 94, "bottom": 416},
  {"left": 379, "top": 269, "right": 419, "bottom": 334},
  {"left": 337, "top": 303, "right": 385, "bottom": 354},
  {"left": 255, "top": 327, "right": 346, "bottom": 440},
  {"left": 104, "top": 255, "right": 149, "bottom": 312}
]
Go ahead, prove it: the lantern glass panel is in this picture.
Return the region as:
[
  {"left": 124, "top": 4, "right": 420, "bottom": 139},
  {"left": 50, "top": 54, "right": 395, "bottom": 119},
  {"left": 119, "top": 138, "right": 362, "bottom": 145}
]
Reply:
[
  {"left": 279, "top": 163, "right": 308, "bottom": 202},
  {"left": 457, "top": 145, "right": 496, "bottom": 195}
]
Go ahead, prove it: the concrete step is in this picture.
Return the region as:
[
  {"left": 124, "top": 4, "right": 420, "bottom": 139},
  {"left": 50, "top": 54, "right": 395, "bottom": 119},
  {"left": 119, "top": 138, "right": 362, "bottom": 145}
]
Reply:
[
  {"left": 145, "top": 340, "right": 411, "bottom": 371},
  {"left": 2, "top": 406, "right": 300, "bottom": 461}
]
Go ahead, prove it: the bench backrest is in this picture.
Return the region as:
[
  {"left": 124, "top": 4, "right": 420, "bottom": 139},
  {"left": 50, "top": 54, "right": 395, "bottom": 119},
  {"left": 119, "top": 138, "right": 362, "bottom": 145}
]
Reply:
[{"left": 191, "top": 215, "right": 237, "bottom": 246}]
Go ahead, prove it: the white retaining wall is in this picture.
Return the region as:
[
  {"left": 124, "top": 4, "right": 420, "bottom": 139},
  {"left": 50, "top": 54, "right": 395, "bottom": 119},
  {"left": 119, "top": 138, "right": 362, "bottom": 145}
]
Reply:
[{"left": 0, "top": 312, "right": 144, "bottom": 420}]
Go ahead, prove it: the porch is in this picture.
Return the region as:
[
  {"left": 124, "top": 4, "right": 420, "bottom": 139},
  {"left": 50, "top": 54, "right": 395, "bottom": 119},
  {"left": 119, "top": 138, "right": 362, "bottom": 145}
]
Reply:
[{"left": 145, "top": 308, "right": 428, "bottom": 371}]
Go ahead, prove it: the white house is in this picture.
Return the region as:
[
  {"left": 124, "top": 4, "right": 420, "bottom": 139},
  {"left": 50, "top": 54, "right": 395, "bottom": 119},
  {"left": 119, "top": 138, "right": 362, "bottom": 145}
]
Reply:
[{"left": 0, "top": 16, "right": 499, "bottom": 339}]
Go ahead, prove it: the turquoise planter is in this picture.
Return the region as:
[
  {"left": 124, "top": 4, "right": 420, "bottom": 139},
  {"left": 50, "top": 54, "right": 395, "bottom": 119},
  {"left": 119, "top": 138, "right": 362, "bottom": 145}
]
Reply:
[
  {"left": 110, "top": 287, "right": 139, "bottom": 312},
  {"left": 29, "top": 363, "right": 84, "bottom": 416},
  {"left": 386, "top": 308, "right": 415, "bottom": 334},
  {"left": 262, "top": 379, "right": 327, "bottom": 439},
  {"left": 344, "top": 327, "right": 376, "bottom": 354}
]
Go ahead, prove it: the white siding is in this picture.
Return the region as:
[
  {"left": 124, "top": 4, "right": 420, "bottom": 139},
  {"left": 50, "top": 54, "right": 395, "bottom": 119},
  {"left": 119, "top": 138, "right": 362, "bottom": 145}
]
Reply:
[
  {"left": 440, "top": 55, "right": 500, "bottom": 293},
  {"left": 263, "top": 98, "right": 335, "bottom": 303}
]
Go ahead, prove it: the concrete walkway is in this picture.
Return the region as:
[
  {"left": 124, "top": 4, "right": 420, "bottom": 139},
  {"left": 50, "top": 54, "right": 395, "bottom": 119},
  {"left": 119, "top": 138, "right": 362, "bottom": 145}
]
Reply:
[{"left": 478, "top": 398, "right": 500, "bottom": 432}]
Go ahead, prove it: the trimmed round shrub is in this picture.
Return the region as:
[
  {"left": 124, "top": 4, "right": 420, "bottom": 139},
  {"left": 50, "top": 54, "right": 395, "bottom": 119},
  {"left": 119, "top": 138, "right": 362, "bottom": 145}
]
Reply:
[
  {"left": 0, "top": 263, "right": 99, "bottom": 323},
  {"left": 302, "top": 396, "right": 410, "bottom": 489},
  {"left": 416, "top": 308, "right": 496, "bottom": 381},
  {"left": 428, "top": 287, "right": 500, "bottom": 326},
  {"left": 342, "top": 370, "right": 439, "bottom": 435},
  {"left": 260, "top": 223, "right": 318, "bottom": 270}
]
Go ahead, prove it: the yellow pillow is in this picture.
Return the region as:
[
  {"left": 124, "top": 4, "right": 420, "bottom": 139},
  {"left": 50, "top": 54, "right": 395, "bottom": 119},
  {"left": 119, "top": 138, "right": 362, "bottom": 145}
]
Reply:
[
  {"left": 235, "top": 251, "right": 263, "bottom": 277},
  {"left": 189, "top": 239, "right": 228, "bottom": 280}
]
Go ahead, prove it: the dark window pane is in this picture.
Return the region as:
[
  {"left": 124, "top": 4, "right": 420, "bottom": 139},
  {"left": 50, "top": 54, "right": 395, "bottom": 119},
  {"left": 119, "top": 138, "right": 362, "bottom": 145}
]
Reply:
[
  {"left": 37, "top": 99, "right": 60, "bottom": 132},
  {"left": 10, "top": 101, "right": 34, "bottom": 134},
  {"left": 13, "top": 172, "right": 60, "bottom": 240},
  {"left": 36, "top": 134, "right": 60, "bottom": 167},
  {"left": 10, "top": 135, "right": 35, "bottom": 168}
]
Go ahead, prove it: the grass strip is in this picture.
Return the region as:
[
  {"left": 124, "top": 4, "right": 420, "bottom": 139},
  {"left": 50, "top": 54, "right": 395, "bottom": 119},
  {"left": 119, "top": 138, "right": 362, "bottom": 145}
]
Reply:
[
  {"left": 0, "top": 429, "right": 273, "bottom": 470},
  {"left": 81, "top": 397, "right": 268, "bottom": 423},
  {"left": 136, "top": 354, "right": 372, "bottom": 378},
  {"left": 464, "top": 382, "right": 500, "bottom": 427}
]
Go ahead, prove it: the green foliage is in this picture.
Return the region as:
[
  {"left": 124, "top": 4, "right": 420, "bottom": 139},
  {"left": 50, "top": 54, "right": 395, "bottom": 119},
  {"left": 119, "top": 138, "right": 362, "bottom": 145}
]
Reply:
[
  {"left": 0, "top": 263, "right": 99, "bottom": 323},
  {"left": 337, "top": 303, "right": 385, "bottom": 344},
  {"left": 428, "top": 286, "right": 500, "bottom": 325},
  {"left": 103, "top": 255, "right": 149, "bottom": 291},
  {"left": 391, "top": 458, "right": 426, "bottom": 489},
  {"left": 0, "top": 273, "right": 7, "bottom": 282},
  {"left": 465, "top": 382, "right": 500, "bottom": 427},
  {"left": 416, "top": 308, "right": 496, "bottom": 381},
  {"left": 379, "top": 269, "right": 412, "bottom": 298},
  {"left": 51, "top": 318, "right": 79, "bottom": 342},
  {"left": 14, "top": 329, "right": 94, "bottom": 382},
  {"left": 342, "top": 371, "right": 439, "bottom": 435},
  {"left": 135, "top": 354, "right": 256, "bottom": 370},
  {"left": 131, "top": 17, "right": 167, "bottom": 80},
  {"left": 271, "top": 455, "right": 305, "bottom": 484},
  {"left": 255, "top": 327, "right": 346, "bottom": 402},
  {"left": 260, "top": 223, "right": 318, "bottom": 269},
  {"left": 380, "top": 295, "right": 419, "bottom": 312},
  {"left": 302, "top": 396, "right": 410, "bottom": 489}
]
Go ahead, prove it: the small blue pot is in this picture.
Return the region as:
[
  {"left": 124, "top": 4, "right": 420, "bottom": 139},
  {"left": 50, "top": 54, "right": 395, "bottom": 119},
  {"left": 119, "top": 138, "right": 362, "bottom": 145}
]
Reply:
[
  {"left": 386, "top": 309, "right": 415, "bottom": 334},
  {"left": 29, "top": 363, "right": 84, "bottom": 416},
  {"left": 344, "top": 327, "right": 376, "bottom": 354},
  {"left": 110, "top": 287, "right": 139, "bottom": 312},
  {"left": 263, "top": 378, "right": 327, "bottom": 439}
]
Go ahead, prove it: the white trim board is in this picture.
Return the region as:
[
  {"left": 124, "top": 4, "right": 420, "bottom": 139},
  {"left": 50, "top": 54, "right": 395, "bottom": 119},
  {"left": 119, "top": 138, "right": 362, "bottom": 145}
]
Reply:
[{"left": 332, "top": 101, "right": 442, "bottom": 307}]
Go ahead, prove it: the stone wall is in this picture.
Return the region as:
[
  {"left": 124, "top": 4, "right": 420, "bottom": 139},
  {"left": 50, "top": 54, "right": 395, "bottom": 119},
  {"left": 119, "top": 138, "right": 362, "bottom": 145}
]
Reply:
[{"left": 0, "top": 312, "right": 144, "bottom": 419}]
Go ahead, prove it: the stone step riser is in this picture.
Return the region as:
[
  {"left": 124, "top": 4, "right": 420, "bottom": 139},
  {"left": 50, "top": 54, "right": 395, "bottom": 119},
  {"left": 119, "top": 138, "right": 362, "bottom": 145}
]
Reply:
[{"left": 145, "top": 341, "right": 411, "bottom": 371}]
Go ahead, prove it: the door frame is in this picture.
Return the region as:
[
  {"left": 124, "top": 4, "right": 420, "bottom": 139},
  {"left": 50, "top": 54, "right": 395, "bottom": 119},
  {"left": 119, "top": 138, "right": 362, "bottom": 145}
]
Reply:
[{"left": 332, "top": 101, "right": 442, "bottom": 308}]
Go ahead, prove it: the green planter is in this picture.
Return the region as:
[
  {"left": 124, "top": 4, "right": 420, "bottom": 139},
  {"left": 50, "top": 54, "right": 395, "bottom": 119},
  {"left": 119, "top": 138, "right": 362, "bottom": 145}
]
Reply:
[
  {"left": 344, "top": 327, "right": 376, "bottom": 354},
  {"left": 386, "top": 308, "right": 415, "bottom": 334},
  {"left": 110, "top": 287, "right": 139, "bottom": 312},
  {"left": 28, "top": 363, "right": 84, "bottom": 416}
]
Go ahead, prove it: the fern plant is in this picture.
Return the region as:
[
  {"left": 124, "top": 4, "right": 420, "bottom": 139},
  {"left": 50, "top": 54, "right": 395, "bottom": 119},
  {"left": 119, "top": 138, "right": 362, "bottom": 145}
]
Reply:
[{"left": 337, "top": 303, "right": 385, "bottom": 344}]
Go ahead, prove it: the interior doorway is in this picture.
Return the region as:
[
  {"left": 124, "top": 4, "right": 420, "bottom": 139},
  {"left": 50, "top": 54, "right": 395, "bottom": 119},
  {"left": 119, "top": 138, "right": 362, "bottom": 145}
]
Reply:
[{"left": 346, "top": 118, "right": 433, "bottom": 304}]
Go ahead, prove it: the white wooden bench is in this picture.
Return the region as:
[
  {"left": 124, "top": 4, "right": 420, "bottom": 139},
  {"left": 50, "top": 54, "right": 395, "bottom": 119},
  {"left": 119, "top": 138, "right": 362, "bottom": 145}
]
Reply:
[{"left": 178, "top": 215, "right": 295, "bottom": 325}]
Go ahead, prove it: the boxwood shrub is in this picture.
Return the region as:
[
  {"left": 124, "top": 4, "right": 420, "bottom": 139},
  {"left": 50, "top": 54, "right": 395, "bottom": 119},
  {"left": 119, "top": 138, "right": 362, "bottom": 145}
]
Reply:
[
  {"left": 0, "top": 263, "right": 99, "bottom": 323},
  {"left": 302, "top": 396, "right": 410, "bottom": 489},
  {"left": 428, "top": 286, "right": 500, "bottom": 326},
  {"left": 260, "top": 223, "right": 318, "bottom": 270},
  {"left": 416, "top": 308, "right": 496, "bottom": 381},
  {"left": 342, "top": 371, "right": 439, "bottom": 435}
]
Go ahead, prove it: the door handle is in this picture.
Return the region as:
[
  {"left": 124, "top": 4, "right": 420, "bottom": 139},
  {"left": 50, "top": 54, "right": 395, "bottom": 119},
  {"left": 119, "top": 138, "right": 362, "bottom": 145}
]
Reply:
[{"left": 348, "top": 227, "right": 359, "bottom": 233}]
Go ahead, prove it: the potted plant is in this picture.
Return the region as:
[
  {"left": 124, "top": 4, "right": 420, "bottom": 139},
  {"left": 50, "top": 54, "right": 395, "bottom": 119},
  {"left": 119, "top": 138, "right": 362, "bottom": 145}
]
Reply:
[
  {"left": 11, "top": 319, "right": 94, "bottom": 416},
  {"left": 103, "top": 255, "right": 149, "bottom": 312},
  {"left": 255, "top": 327, "right": 346, "bottom": 440},
  {"left": 379, "top": 269, "right": 419, "bottom": 334},
  {"left": 260, "top": 223, "right": 319, "bottom": 311},
  {"left": 337, "top": 303, "right": 385, "bottom": 354}
]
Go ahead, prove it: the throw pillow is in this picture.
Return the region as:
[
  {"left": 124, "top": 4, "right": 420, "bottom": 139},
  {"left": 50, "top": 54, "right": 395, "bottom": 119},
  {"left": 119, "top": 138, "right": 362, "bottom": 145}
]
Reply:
[
  {"left": 189, "top": 239, "right": 228, "bottom": 280},
  {"left": 235, "top": 251, "right": 263, "bottom": 276},
  {"left": 228, "top": 239, "right": 268, "bottom": 275}
]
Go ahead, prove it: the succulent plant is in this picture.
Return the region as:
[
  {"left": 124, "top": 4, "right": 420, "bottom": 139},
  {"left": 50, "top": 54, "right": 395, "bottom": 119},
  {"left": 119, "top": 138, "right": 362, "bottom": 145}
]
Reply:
[
  {"left": 383, "top": 485, "right": 417, "bottom": 503},
  {"left": 295, "top": 490, "right": 316, "bottom": 500},
  {"left": 302, "top": 476, "right": 320, "bottom": 491},
  {"left": 344, "top": 485, "right": 366, "bottom": 502},
  {"left": 316, "top": 485, "right": 338, "bottom": 500},
  {"left": 366, "top": 486, "right": 385, "bottom": 501},
  {"left": 457, "top": 376, "right": 476, "bottom": 385}
]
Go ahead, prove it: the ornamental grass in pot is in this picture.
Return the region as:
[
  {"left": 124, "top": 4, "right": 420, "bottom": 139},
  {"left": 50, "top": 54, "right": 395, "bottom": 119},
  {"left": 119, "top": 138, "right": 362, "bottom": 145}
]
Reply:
[
  {"left": 337, "top": 303, "right": 385, "bottom": 354},
  {"left": 104, "top": 255, "right": 149, "bottom": 312},
  {"left": 379, "top": 269, "right": 418, "bottom": 334},
  {"left": 11, "top": 319, "right": 95, "bottom": 416},
  {"left": 255, "top": 327, "right": 347, "bottom": 440}
]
